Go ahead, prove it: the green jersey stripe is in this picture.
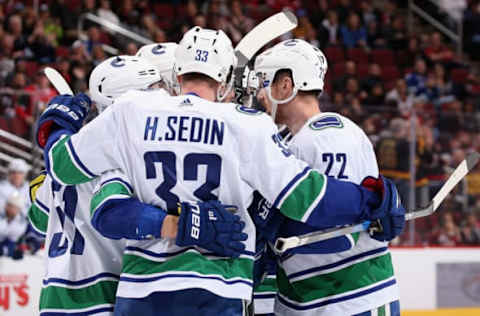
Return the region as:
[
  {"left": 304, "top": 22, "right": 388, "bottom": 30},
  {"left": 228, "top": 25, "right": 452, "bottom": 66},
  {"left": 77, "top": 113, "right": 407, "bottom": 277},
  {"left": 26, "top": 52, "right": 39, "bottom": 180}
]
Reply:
[
  {"left": 378, "top": 304, "right": 386, "bottom": 316},
  {"left": 39, "top": 280, "right": 118, "bottom": 310},
  {"left": 279, "top": 171, "right": 326, "bottom": 222},
  {"left": 122, "top": 251, "right": 253, "bottom": 282},
  {"left": 27, "top": 204, "right": 49, "bottom": 233},
  {"left": 352, "top": 232, "right": 360, "bottom": 243},
  {"left": 254, "top": 276, "right": 278, "bottom": 293},
  {"left": 277, "top": 253, "right": 394, "bottom": 302},
  {"left": 50, "top": 136, "right": 92, "bottom": 185},
  {"left": 90, "top": 182, "right": 132, "bottom": 216}
]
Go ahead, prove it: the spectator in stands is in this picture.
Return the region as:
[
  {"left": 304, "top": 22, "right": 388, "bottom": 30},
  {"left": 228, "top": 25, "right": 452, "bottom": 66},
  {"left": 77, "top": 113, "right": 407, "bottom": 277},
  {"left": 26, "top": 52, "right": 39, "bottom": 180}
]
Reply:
[
  {"left": 366, "top": 20, "right": 386, "bottom": 48},
  {"left": 385, "top": 15, "right": 407, "bottom": 50},
  {"left": 0, "top": 159, "right": 30, "bottom": 218},
  {"left": 23, "top": 71, "right": 57, "bottom": 125},
  {"left": 230, "top": 0, "right": 254, "bottom": 36},
  {"left": 0, "top": 192, "right": 27, "bottom": 260},
  {"left": 464, "top": 2, "right": 480, "bottom": 61},
  {"left": 83, "top": 26, "right": 101, "bottom": 55},
  {"left": 432, "top": 212, "right": 461, "bottom": 246},
  {"left": 98, "top": 0, "right": 120, "bottom": 25},
  {"left": 460, "top": 213, "right": 480, "bottom": 245},
  {"left": 376, "top": 118, "right": 410, "bottom": 201},
  {"left": 336, "top": 0, "right": 352, "bottom": 24},
  {"left": 406, "top": 58, "right": 427, "bottom": 95},
  {"left": 433, "top": 63, "right": 455, "bottom": 105},
  {"left": 27, "top": 21, "right": 57, "bottom": 64},
  {"left": 361, "top": 63, "right": 382, "bottom": 95},
  {"left": 333, "top": 60, "right": 356, "bottom": 91},
  {"left": 9, "top": 14, "right": 30, "bottom": 59},
  {"left": 340, "top": 12, "right": 367, "bottom": 49},
  {"left": 359, "top": 1, "right": 377, "bottom": 26},
  {"left": 125, "top": 42, "right": 138, "bottom": 55},
  {"left": 363, "top": 82, "right": 385, "bottom": 106},
  {"left": 322, "top": 10, "right": 340, "bottom": 45},
  {"left": 71, "top": 40, "right": 91, "bottom": 63},
  {"left": 386, "top": 79, "right": 414, "bottom": 116},
  {"left": 345, "top": 77, "right": 361, "bottom": 102},
  {"left": 424, "top": 32, "right": 454, "bottom": 65}
]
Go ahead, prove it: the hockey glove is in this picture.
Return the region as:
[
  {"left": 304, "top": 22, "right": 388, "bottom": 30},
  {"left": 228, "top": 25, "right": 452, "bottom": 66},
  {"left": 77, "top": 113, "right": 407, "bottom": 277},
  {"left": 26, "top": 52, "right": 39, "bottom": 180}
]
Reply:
[
  {"left": 248, "top": 191, "right": 284, "bottom": 242},
  {"left": 176, "top": 200, "right": 248, "bottom": 257},
  {"left": 36, "top": 93, "right": 91, "bottom": 148},
  {"left": 362, "top": 176, "right": 406, "bottom": 241}
]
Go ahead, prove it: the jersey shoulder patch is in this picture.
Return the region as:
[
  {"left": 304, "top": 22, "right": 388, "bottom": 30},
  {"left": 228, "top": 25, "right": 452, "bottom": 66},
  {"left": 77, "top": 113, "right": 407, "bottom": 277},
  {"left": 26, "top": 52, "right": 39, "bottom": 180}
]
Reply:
[
  {"left": 235, "top": 104, "right": 263, "bottom": 115},
  {"left": 309, "top": 115, "right": 344, "bottom": 130}
]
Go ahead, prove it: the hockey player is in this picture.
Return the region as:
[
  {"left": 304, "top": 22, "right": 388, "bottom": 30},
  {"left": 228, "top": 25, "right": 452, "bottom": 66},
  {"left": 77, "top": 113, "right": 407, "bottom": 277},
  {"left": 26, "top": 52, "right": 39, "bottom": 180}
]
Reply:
[
  {"left": 35, "top": 27, "right": 402, "bottom": 316},
  {"left": 28, "top": 55, "right": 245, "bottom": 315},
  {"left": 136, "top": 42, "right": 179, "bottom": 95},
  {"left": 253, "top": 39, "right": 404, "bottom": 315}
]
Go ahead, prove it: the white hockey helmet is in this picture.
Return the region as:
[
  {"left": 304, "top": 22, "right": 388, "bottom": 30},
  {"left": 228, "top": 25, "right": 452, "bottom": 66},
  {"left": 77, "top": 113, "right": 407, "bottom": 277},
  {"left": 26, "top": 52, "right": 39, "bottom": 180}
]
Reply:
[
  {"left": 89, "top": 55, "right": 161, "bottom": 112},
  {"left": 136, "top": 42, "right": 179, "bottom": 95},
  {"left": 254, "top": 39, "right": 328, "bottom": 119},
  {"left": 174, "top": 26, "right": 237, "bottom": 101}
]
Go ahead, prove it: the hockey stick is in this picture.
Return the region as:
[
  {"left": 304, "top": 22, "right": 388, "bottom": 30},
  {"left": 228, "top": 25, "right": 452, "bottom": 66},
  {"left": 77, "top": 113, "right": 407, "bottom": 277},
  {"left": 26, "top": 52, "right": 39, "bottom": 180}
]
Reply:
[
  {"left": 44, "top": 67, "right": 74, "bottom": 95},
  {"left": 273, "top": 151, "right": 480, "bottom": 253},
  {"left": 234, "top": 10, "right": 297, "bottom": 103}
]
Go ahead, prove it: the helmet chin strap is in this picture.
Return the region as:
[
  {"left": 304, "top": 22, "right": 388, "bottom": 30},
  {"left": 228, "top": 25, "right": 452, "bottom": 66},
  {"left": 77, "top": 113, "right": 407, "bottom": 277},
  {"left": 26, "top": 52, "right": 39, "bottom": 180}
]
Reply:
[
  {"left": 265, "top": 85, "right": 298, "bottom": 121},
  {"left": 216, "top": 73, "right": 235, "bottom": 102}
]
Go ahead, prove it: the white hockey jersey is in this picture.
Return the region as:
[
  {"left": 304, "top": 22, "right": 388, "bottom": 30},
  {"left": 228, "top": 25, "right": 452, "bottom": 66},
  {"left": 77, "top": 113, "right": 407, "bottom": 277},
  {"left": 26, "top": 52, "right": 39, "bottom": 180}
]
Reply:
[
  {"left": 45, "top": 90, "right": 342, "bottom": 301},
  {"left": 29, "top": 174, "right": 125, "bottom": 315},
  {"left": 275, "top": 113, "right": 400, "bottom": 316}
]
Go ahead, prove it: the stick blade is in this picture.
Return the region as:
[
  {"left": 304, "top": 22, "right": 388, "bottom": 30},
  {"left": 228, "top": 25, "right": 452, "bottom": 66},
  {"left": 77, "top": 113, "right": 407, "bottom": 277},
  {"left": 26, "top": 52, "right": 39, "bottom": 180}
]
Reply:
[
  {"left": 466, "top": 151, "right": 480, "bottom": 171},
  {"left": 234, "top": 10, "right": 298, "bottom": 66},
  {"left": 44, "top": 67, "right": 73, "bottom": 95},
  {"left": 431, "top": 151, "right": 480, "bottom": 211}
]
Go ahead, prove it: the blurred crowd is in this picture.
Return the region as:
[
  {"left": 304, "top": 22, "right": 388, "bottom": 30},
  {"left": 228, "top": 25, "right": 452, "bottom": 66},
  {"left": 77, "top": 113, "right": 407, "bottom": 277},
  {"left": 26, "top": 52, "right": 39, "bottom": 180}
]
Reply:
[{"left": 1, "top": 0, "right": 480, "bottom": 247}]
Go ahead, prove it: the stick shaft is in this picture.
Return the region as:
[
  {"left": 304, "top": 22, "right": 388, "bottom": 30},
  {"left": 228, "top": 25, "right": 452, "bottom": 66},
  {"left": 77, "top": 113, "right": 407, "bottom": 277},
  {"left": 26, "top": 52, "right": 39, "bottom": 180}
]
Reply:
[{"left": 273, "top": 152, "right": 480, "bottom": 253}]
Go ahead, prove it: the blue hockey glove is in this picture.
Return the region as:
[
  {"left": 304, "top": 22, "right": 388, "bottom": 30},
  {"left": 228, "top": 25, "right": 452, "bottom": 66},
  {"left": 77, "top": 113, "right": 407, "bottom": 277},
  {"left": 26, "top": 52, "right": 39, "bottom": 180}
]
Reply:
[
  {"left": 362, "top": 176, "right": 406, "bottom": 241},
  {"left": 176, "top": 200, "right": 248, "bottom": 257},
  {"left": 36, "top": 93, "right": 91, "bottom": 148},
  {"left": 248, "top": 191, "right": 284, "bottom": 242}
]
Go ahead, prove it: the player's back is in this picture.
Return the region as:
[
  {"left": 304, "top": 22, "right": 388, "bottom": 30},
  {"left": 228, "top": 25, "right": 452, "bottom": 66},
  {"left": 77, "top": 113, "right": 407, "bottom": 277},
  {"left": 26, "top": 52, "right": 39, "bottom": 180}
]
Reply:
[
  {"left": 276, "top": 112, "right": 399, "bottom": 315},
  {"left": 32, "top": 175, "right": 125, "bottom": 315},
  {"left": 89, "top": 89, "right": 303, "bottom": 301}
]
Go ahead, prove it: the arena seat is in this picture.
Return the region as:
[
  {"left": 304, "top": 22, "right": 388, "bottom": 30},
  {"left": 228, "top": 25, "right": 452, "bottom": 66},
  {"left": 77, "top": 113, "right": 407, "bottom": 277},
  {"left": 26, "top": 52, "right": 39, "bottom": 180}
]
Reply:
[
  {"left": 451, "top": 68, "right": 469, "bottom": 84},
  {"left": 381, "top": 66, "right": 400, "bottom": 81},
  {"left": 347, "top": 48, "right": 369, "bottom": 64},
  {"left": 325, "top": 46, "right": 345, "bottom": 65},
  {"left": 371, "top": 49, "right": 395, "bottom": 66}
]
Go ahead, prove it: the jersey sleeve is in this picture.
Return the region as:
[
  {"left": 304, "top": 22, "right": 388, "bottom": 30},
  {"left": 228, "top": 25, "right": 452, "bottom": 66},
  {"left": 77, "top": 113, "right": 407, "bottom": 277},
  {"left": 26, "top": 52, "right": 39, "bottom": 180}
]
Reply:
[
  {"left": 27, "top": 175, "right": 53, "bottom": 238},
  {"left": 90, "top": 170, "right": 168, "bottom": 240},
  {"left": 240, "top": 117, "right": 379, "bottom": 228},
  {"left": 90, "top": 170, "right": 134, "bottom": 220},
  {"left": 45, "top": 105, "right": 122, "bottom": 185}
]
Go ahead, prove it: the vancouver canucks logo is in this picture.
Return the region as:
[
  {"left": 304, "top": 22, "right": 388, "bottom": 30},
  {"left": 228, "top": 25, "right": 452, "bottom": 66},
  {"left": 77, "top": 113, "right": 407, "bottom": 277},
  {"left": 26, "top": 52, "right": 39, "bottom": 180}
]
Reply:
[
  {"left": 110, "top": 56, "right": 125, "bottom": 68},
  {"left": 235, "top": 105, "right": 262, "bottom": 115},
  {"left": 152, "top": 44, "right": 166, "bottom": 55},
  {"left": 309, "top": 115, "right": 344, "bottom": 130},
  {"left": 284, "top": 39, "right": 298, "bottom": 47}
]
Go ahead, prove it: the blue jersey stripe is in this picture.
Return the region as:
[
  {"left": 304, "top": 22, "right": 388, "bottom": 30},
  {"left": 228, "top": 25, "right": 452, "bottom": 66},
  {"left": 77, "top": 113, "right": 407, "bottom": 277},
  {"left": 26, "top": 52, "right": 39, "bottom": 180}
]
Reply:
[
  {"left": 287, "top": 247, "right": 388, "bottom": 279},
  {"left": 120, "top": 273, "right": 253, "bottom": 287},
  {"left": 36, "top": 198, "right": 50, "bottom": 214},
  {"left": 40, "top": 306, "right": 114, "bottom": 316},
  {"left": 42, "top": 272, "right": 120, "bottom": 286},
  {"left": 67, "top": 138, "right": 97, "bottom": 178},
  {"left": 278, "top": 278, "right": 396, "bottom": 310},
  {"left": 254, "top": 293, "right": 276, "bottom": 299},
  {"left": 126, "top": 246, "right": 256, "bottom": 258},
  {"left": 273, "top": 166, "right": 311, "bottom": 209}
]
